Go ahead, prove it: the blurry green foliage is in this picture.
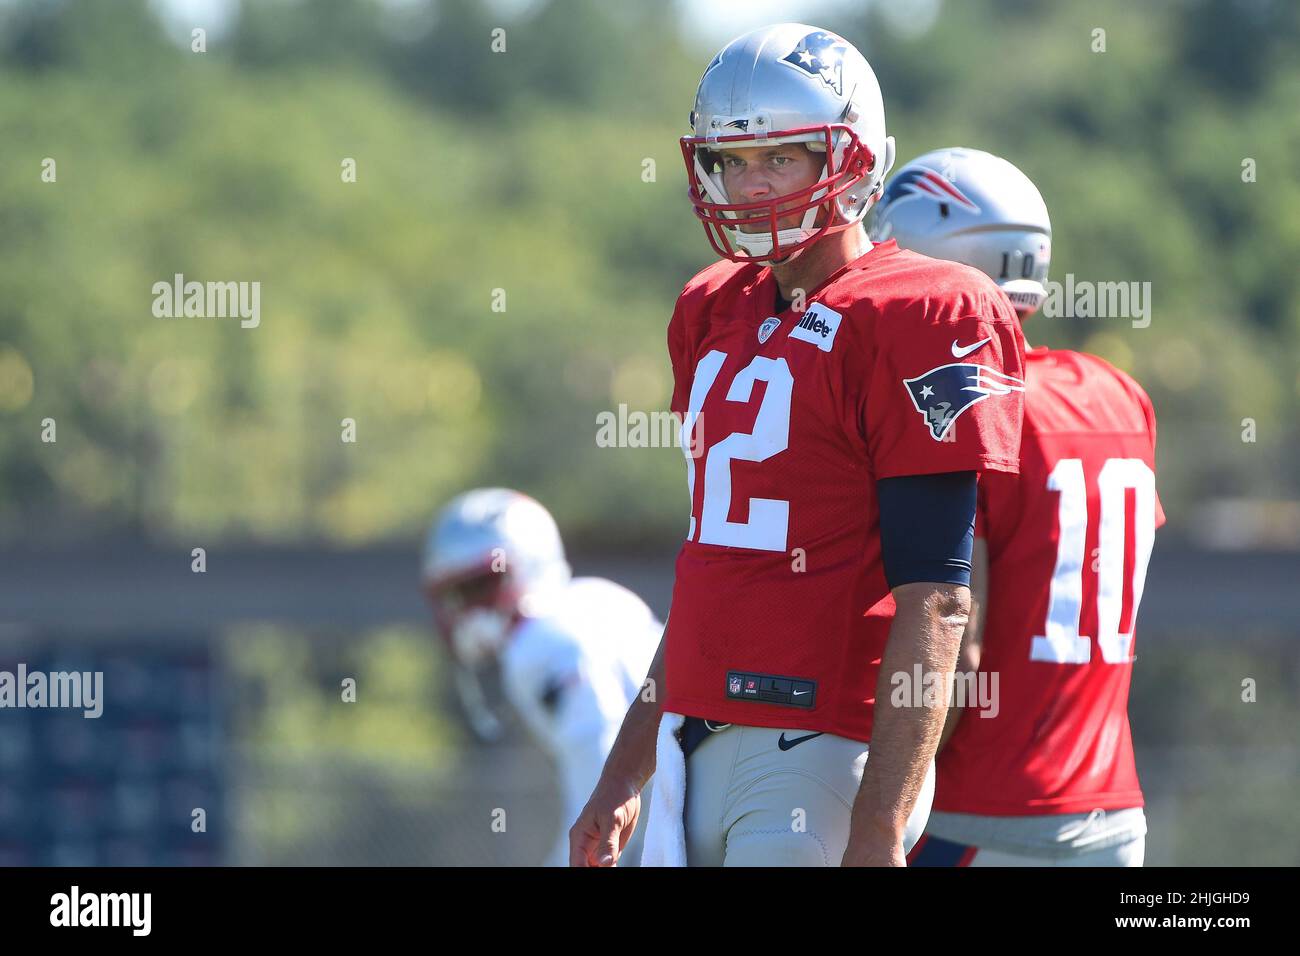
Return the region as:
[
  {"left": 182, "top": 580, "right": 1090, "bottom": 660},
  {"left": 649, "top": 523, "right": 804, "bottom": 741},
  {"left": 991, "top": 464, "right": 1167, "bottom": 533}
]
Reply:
[
  {"left": 223, "top": 621, "right": 459, "bottom": 862},
  {"left": 1, "top": 0, "right": 1297, "bottom": 548},
  {"left": 1129, "top": 633, "right": 1300, "bottom": 865}
]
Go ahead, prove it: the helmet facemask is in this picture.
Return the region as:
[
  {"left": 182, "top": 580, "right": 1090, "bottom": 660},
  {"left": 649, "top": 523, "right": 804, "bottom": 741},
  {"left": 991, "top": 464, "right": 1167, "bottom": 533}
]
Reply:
[
  {"left": 681, "top": 123, "right": 887, "bottom": 264},
  {"left": 1000, "top": 279, "right": 1048, "bottom": 319},
  {"left": 425, "top": 566, "right": 521, "bottom": 668}
]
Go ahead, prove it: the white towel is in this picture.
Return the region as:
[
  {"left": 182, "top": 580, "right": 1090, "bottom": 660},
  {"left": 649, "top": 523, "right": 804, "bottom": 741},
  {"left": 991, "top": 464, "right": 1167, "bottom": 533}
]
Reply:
[{"left": 640, "top": 711, "right": 687, "bottom": 866}]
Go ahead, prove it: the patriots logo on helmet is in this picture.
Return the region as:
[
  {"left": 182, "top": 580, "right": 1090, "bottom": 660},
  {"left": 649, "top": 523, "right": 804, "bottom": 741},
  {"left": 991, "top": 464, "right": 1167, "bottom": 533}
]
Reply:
[
  {"left": 881, "top": 166, "right": 981, "bottom": 214},
  {"left": 903, "top": 363, "right": 1025, "bottom": 441},
  {"left": 781, "top": 31, "right": 848, "bottom": 96}
]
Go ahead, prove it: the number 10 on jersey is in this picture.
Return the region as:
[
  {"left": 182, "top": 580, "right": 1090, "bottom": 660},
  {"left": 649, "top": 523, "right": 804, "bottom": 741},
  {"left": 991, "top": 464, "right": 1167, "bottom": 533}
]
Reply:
[{"left": 1032, "top": 458, "right": 1157, "bottom": 665}]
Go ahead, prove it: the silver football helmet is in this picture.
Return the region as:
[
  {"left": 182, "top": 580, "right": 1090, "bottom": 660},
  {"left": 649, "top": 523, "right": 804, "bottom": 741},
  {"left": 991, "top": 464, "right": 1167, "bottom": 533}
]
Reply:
[
  {"left": 870, "top": 147, "right": 1052, "bottom": 315},
  {"left": 682, "top": 23, "right": 895, "bottom": 263}
]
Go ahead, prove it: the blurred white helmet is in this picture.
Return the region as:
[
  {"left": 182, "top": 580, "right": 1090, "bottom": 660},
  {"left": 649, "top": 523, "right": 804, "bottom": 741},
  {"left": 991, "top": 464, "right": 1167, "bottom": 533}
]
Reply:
[
  {"left": 682, "top": 23, "right": 895, "bottom": 263},
  {"left": 870, "top": 147, "right": 1052, "bottom": 315},
  {"left": 422, "top": 488, "right": 571, "bottom": 667}
]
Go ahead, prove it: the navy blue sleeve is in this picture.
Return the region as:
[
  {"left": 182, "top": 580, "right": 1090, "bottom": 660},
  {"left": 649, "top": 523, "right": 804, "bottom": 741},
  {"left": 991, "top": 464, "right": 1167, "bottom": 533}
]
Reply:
[{"left": 876, "top": 471, "right": 977, "bottom": 589}]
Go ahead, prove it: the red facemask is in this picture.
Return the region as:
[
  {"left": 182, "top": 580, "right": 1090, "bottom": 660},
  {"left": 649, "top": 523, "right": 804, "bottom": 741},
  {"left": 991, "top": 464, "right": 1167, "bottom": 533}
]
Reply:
[
  {"left": 424, "top": 566, "right": 520, "bottom": 660},
  {"left": 680, "top": 123, "right": 876, "bottom": 263}
]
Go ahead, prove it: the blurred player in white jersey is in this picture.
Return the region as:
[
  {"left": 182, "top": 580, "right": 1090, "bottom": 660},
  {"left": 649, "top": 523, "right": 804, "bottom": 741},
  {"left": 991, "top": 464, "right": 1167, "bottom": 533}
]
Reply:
[{"left": 422, "top": 488, "right": 661, "bottom": 866}]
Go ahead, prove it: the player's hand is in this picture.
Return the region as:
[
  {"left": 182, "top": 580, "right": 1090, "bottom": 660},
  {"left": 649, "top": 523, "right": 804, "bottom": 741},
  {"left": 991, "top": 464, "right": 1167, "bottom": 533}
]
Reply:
[
  {"left": 568, "top": 774, "right": 642, "bottom": 867},
  {"left": 840, "top": 826, "right": 907, "bottom": 866}
]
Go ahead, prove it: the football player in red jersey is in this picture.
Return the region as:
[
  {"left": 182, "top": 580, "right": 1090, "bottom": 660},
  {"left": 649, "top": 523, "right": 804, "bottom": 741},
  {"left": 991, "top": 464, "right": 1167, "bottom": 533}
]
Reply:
[
  {"left": 569, "top": 26, "right": 1027, "bottom": 867},
  {"left": 874, "top": 148, "right": 1162, "bottom": 866}
]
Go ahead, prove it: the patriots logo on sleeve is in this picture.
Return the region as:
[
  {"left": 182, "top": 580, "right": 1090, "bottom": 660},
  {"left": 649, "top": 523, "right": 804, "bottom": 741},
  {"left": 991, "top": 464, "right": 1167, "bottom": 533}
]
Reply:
[
  {"left": 781, "top": 31, "right": 847, "bottom": 95},
  {"left": 903, "top": 363, "right": 1025, "bottom": 441}
]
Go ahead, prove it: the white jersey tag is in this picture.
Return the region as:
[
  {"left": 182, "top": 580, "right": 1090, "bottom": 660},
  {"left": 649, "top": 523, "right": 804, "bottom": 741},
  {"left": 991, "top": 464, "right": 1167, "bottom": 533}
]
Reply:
[{"left": 787, "top": 302, "right": 842, "bottom": 352}]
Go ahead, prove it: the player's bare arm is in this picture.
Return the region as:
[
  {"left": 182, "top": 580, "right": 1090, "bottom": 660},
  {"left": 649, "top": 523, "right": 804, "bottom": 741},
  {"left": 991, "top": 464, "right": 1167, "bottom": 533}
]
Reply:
[
  {"left": 938, "top": 537, "right": 987, "bottom": 752},
  {"left": 843, "top": 582, "right": 969, "bottom": 866},
  {"left": 567, "top": 624, "right": 666, "bottom": 866}
]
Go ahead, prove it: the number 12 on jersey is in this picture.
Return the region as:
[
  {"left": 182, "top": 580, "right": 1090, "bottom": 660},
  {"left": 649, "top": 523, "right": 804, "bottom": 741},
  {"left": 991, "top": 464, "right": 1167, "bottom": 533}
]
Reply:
[{"left": 681, "top": 349, "right": 793, "bottom": 552}]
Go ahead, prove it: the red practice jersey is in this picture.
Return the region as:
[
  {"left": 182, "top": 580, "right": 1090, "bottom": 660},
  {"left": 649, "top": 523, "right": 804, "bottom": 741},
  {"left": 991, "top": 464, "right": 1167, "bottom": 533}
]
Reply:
[
  {"left": 935, "top": 346, "right": 1164, "bottom": 815},
  {"left": 662, "top": 239, "right": 1027, "bottom": 742}
]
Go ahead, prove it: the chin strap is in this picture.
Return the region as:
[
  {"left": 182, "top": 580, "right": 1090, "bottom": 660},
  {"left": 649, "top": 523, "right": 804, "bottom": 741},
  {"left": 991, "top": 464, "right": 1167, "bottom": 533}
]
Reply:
[{"left": 764, "top": 246, "right": 807, "bottom": 266}]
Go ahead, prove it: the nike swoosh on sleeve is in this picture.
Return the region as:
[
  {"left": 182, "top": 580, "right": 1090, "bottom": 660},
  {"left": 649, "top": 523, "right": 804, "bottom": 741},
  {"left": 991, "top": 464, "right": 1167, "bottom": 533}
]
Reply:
[{"left": 951, "top": 336, "right": 993, "bottom": 358}]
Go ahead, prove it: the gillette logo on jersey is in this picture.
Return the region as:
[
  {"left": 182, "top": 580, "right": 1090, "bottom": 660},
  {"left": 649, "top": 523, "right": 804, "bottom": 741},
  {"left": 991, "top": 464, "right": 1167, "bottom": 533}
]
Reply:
[
  {"left": 789, "top": 302, "right": 842, "bottom": 351},
  {"left": 904, "top": 363, "right": 1026, "bottom": 441}
]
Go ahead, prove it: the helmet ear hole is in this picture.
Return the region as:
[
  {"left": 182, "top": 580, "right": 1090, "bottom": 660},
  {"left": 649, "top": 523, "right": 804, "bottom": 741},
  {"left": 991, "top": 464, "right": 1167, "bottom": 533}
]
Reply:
[{"left": 939, "top": 203, "right": 950, "bottom": 219}]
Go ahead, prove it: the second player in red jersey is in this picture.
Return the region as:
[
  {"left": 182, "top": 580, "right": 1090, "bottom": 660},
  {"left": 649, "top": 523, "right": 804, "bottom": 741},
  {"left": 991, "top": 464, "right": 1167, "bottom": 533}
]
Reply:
[
  {"left": 939, "top": 346, "right": 1162, "bottom": 815},
  {"left": 876, "top": 147, "right": 1162, "bottom": 867}
]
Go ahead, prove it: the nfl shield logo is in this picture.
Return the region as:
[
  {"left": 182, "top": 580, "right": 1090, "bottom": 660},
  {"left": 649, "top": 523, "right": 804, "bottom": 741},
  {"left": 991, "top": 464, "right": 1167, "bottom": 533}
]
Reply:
[
  {"left": 757, "top": 316, "right": 781, "bottom": 344},
  {"left": 728, "top": 675, "right": 742, "bottom": 695}
]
